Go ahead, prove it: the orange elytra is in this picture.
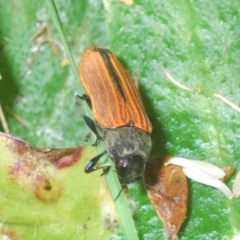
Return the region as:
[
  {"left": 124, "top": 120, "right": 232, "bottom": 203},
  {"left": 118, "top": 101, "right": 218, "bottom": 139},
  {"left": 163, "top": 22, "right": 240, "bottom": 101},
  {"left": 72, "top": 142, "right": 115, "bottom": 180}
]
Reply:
[
  {"left": 79, "top": 47, "right": 152, "bottom": 133},
  {"left": 78, "top": 47, "right": 152, "bottom": 185}
]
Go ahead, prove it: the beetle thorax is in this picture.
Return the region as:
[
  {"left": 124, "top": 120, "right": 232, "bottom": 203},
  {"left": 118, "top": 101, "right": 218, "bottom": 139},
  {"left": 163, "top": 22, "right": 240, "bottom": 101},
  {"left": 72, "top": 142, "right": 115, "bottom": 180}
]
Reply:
[{"left": 102, "top": 126, "right": 151, "bottom": 162}]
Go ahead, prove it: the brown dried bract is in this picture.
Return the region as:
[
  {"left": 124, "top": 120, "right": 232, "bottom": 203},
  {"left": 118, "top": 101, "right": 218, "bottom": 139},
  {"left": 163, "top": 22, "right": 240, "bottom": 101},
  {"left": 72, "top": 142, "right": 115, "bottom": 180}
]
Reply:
[{"left": 144, "top": 155, "right": 188, "bottom": 240}]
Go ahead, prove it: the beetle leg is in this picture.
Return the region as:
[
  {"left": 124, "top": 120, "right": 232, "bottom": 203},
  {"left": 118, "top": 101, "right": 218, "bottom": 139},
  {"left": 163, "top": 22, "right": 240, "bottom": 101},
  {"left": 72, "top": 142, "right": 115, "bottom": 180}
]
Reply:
[
  {"left": 76, "top": 94, "right": 92, "bottom": 109},
  {"left": 75, "top": 95, "right": 81, "bottom": 106},
  {"left": 114, "top": 188, "right": 123, "bottom": 201},
  {"left": 137, "top": 177, "right": 159, "bottom": 192},
  {"left": 101, "top": 165, "right": 111, "bottom": 175},
  {"left": 85, "top": 150, "right": 109, "bottom": 173},
  {"left": 145, "top": 162, "right": 155, "bottom": 169},
  {"left": 83, "top": 116, "right": 103, "bottom": 146}
]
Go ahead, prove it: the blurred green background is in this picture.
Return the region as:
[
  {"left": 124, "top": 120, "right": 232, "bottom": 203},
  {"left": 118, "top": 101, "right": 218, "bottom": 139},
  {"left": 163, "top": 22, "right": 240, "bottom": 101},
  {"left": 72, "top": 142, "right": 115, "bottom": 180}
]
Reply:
[{"left": 0, "top": 0, "right": 240, "bottom": 239}]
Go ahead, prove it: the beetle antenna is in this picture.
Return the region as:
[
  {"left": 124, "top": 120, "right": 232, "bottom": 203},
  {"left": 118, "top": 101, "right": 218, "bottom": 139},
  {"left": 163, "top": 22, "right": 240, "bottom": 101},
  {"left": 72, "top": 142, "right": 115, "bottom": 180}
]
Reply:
[
  {"left": 137, "top": 177, "right": 159, "bottom": 192},
  {"left": 145, "top": 162, "right": 155, "bottom": 169},
  {"left": 114, "top": 188, "right": 123, "bottom": 201}
]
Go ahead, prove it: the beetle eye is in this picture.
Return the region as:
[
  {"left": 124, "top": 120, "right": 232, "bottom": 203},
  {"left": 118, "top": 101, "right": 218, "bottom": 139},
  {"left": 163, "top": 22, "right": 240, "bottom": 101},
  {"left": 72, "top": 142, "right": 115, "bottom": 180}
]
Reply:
[
  {"left": 116, "top": 158, "right": 128, "bottom": 177},
  {"left": 117, "top": 159, "right": 128, "bottom": 168},
  {"left": 115, "top": 155, "right": 145, "bottom": 184}
]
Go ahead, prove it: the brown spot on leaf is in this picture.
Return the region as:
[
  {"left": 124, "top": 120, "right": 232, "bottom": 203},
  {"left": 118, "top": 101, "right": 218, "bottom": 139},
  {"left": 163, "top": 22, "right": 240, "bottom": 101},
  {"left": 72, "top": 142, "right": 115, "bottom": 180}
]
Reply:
[
  {"left": 44, "top": 183, "right": 52, "bottom": 191},
  {"left": 0, "top": 225, "right": 19, "bottom": 240},
  {"left": 14, "top": 139, "right": 31, "bottom": 155},
  {"left": 35, "top": 178, "right": 62, "bottom": 203},
  {"left": 2, "top": 132, "right": 32, "bottom": 156},
  {"left": 144, "top": 155, "right": 188, "bottom": 240},
  {"left": 40, "top": 147, "right": 84, "bottom": 169},
  {"left": 104, "top": 214, "right": 119, "bottom": 232}
]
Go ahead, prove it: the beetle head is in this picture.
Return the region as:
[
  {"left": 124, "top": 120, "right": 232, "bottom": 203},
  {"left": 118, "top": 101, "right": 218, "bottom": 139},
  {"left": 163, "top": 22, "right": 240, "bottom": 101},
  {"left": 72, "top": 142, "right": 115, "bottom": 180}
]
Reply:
[{"left": 115, "top": 155, "right": 145, "bottom": 184}]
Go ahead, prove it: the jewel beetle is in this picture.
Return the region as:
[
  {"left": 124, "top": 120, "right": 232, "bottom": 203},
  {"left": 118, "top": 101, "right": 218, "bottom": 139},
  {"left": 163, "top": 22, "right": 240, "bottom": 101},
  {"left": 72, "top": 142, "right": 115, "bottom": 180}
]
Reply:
[{"left": 78, "top": 46, "right": 152, "bottom": 184}]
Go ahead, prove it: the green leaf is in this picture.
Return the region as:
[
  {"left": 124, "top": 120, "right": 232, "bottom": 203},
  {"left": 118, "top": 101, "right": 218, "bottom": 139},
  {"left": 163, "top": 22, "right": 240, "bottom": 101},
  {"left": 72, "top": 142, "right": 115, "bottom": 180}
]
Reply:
[
  {"left": 1, "top": 0, "right": 240, "bottom": 239},
  {"left": 104, "top": 1, "right": 240, "bottom": 239}
]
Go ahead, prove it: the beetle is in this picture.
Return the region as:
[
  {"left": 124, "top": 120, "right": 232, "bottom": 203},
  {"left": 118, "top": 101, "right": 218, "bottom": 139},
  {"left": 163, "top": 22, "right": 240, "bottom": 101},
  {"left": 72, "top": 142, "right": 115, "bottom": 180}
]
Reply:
[{"left": 78, "top": 46, "right": 152, "bottom": 184}]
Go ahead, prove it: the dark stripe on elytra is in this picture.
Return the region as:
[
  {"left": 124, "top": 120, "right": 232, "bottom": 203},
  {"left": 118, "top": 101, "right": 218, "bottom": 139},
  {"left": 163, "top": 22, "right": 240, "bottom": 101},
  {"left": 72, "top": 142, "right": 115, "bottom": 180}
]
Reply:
[{"left": 93, "top": 47, "right": 126, "bottom": 101}]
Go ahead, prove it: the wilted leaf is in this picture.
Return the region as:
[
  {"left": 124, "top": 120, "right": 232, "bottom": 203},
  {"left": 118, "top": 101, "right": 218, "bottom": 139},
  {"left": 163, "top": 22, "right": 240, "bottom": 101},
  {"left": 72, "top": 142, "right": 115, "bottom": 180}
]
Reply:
[
  {"left": 0, "top": 132, "right": 117, "bottom": 239},
  {"left": 144, "top": 155, "right": 188, "bottom": 240}
]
